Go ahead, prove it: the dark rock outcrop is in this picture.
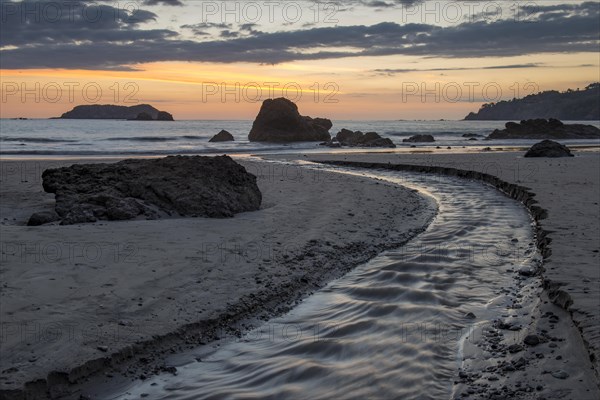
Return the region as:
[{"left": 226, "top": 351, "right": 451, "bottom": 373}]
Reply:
[
  {"left": 487, "top": 119, "right": 600, "bottom": 140},
  {"left": 59, "top": 104, "right": 174, "bottom": 120},
  {"left": 248, "top": 98, "right": 332, "bottom": 142},
  {"left": 36, "top": 156, "right": 261, "bottom": 225},
  {"left": 465, "top": 83, "right": 600, "bottom": 120},
  {"left": 524, "top": 140, "right": 574, "bottom": 158},
  {"left": 403, "top": 134, "right": 435, "bottom": 143},
  {"left": 209, "top": 130, "right": 235, "bottom": 142},
  {"left": 322, "top": 129, "right": 395, "bottom": 148},
  {"left": 27, "top": 211, "right": 60, "bottom": 226}
]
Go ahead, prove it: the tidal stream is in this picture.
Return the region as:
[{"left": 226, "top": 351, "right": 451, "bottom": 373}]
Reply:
[{"left": 101, "top": 165, "right": 541, "bottom": 400}]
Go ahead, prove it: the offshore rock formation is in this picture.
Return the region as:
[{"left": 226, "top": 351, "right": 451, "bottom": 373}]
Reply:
[
  {"left": 403, "top": 134, "right": 435, "bottom": 143},
  {"left": 487, "top": 119, "right": 600, "bottom": 140},
  {"left": 209, "top": 130, "right": 235, "bottom": 142},
  {"left": 321, "top": 129, "right": 396, "bottom": 148},
  {"left": 59, "top": 104, "right": 174, "bottom": 120},
  {"left": 248, "top": 98, "right": 332, "bottom": 142}
]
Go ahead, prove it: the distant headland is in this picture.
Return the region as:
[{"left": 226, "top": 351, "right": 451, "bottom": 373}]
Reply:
[
  {"left": 465, "top": 83, "right": 599, "bottom": 121},
  {"left": 57, "top": 104, "right": 174, "bottom": 121}
]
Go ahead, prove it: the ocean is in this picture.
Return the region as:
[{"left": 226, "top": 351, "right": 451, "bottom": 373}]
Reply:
[{"left": 1, "top": 119, "right": 599, "bottom": 158}]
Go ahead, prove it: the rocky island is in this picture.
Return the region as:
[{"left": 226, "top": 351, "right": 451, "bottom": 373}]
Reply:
[{"left": 58, "top": 104, "right": 174, "bottom": 121}]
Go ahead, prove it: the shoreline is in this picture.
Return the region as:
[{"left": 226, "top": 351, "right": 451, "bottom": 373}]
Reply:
[{"left": 0, "top": 143, "right": 598, "bottom": 162}]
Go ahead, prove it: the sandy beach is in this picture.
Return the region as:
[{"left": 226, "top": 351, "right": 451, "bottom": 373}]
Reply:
[
  {"left": 0, "top": 158, "right": 434, "bottom": 398},
  {"left": 0, "top": 147, "right": 598, "bottom": 398},
  {"left": 3, "top": 0, "right": 600, "bottom": 397}
]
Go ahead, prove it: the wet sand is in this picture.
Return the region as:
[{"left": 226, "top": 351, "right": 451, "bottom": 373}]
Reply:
[{"left": 0, "top": 158, "right": 434, "bottom": 398}]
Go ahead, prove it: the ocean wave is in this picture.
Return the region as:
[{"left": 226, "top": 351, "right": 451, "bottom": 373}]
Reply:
[
  {"left": 0, "top": 137, "right": 78, "bottom": 143},
  {"left": 182, "top": 135, "right": 207, "bottom": 140},
  {"left": 103, "top": 136, "right": 179, "bottom": 142}
]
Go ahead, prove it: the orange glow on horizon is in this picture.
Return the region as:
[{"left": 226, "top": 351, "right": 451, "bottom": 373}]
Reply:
[{"left": 1, "top": 54, "right": 598, "bottom": 120}]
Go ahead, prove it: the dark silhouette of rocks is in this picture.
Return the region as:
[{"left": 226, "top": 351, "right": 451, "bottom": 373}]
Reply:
[
  {"left": 524, "top": 140, "right": 574, "bottom": 158},
  {"left": 321, "top": 129, "right": 395, "bottom": 148},
  {"left": 36, "top": 156, "right": 261, "bottom": 225},
  {"left": 132, "top": 112, "right": 154, "bottom": 121},
  {"left": 487, "top": 119, "right": 600, "bottom": 140},
  {"left": 157, "top": 111, "right": 174, "bottom": 121},
  {"left": 403, "top": 134, "right": 435, "bottom": 143},
  {"left": 27, "top": 211, "right": 60, "bottom": 226},
  {"left": 248, "top": 98, "right": 332, "bottom": 142},
  {"left": 209, "top": 130, "right": 235, "bottom": 142},
  {"left": 465, "top": 83, "right": 600, "bottom": 120},
  {"left": 59, "top": 104, "right": 174, "bottom": 120}
]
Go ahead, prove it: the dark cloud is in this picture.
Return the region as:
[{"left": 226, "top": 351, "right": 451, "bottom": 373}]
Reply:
[
  {"left": 0, "top": 0, "right": 173, "bottom": 48},
  {"left": 144, "top": 0, "right": 183, "bottom": 6},
  {"left": 181, "top": 22, "right": 232, "bottom": 36},
  {"left": 1, "top": 1, "right": 598, "bottom": 70},
  {"left": 373, "top": 63, "right": 543, "bottom": 75}
]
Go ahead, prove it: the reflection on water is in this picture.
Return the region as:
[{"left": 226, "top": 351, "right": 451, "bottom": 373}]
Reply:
[{"left": 99, "top": 166, "right": 539, "bottom": 400}]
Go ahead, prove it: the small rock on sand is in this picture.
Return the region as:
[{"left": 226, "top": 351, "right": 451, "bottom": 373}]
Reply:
[
  {"left": 524, "top": 334, "right": 540, "bottom": 346},
  {"left": 508, "top": 344, "right": 523, "bottom": 353},
  {"left": 525, "top": 140, "right": 574, "bottom": 158},
  {"left": 27, "top": 211, "right": 60, "bottom": 226},
  {"left": 551, "top": 370, "right": 570, "bottom": 379}
]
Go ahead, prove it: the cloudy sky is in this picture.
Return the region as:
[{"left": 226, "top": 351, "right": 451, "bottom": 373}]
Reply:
[{"left": 1, "top": 0, "right": 598, "bottom": 119}]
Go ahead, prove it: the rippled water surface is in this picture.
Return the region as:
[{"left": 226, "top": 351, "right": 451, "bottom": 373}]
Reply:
[{"left": 100, "top": 165, "right": 540, "bottom": 400}]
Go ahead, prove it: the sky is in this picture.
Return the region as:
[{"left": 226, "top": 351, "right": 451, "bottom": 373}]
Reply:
[{"left": 0, "top": 0, "right": 599, "bottom": 120}]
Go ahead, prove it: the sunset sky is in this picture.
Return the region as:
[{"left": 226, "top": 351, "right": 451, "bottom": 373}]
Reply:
[{"left": 0, "top": 0, "right": 598, "bottom": 120}]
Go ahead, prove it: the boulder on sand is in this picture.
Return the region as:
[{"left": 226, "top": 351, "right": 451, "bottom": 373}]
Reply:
[
  {"left": 209, "top": 130, "right": 235, "bottom": 142},
  {"left": 248, "top": 98, "right": 332, "bottom": 142},
  {"left": 403, "top": 134, "right": 435, "bottom": 143},
  {"left": 27, "top": 211, "right": 60, "bottom": 226},
  {"left": 524, "top": 140, "right": 574, "bottom": 158},
  {"left": 35, "top": 156, "right": 262, "bottom": 225}
]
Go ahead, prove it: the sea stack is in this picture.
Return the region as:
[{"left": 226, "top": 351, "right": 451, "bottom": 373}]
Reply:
[{"left": 248, "top": 98, "right": 332, "bottom": 142}]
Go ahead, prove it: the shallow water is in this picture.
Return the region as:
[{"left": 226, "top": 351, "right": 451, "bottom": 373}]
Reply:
[{"left": 98, "top": 165, "right": 540, "bottom": 400}]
